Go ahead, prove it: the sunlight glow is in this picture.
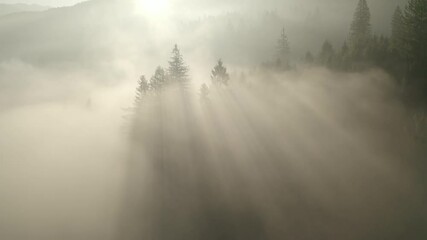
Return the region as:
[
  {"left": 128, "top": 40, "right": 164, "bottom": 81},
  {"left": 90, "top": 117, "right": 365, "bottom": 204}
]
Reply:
[{"left": 135, "top": 0, "right": 170, "bottom": 16}]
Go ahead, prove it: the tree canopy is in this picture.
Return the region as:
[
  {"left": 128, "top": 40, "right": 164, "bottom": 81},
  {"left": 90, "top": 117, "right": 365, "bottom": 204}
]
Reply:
[
  {"left": 211, "top": 59, "right": 230, "bottom": 86},
  {"left": 168, "top": 44, "right": 190, "bottom": 87},
  {"left": 349, "top": 0, "right": 371, "bottom": 59}
]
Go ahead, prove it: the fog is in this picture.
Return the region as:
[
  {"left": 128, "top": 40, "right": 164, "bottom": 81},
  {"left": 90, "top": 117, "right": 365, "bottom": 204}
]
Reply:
[
  {"left": 121, "top": 68, "right": 427, "bottom": 239},
  {"left": 0, "top": 0, "right": 426, "bottom": 240},
  {"left": 0, "top": 0, "right": 85, "bottom": 7}
]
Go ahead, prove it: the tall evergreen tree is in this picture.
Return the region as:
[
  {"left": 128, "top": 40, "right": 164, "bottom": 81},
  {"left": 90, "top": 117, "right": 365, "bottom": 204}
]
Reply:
[
  {"left": 367, "top": 34, "right": 379, "bottom": 61},
  {"left": 168, "top": 44, "right": 189, "bottom": 86},
  {"left": 368, "top": 35, "right": 391, "bottom": 67},
  {"left": 150, "top": 66, "right": 167, "bottom": 92},
  {"left": 390, "top": 6, "right": 406, "bottom": 82},
  {"left": 318, "top": 40, "right": 335, "bottom": 67},
  {"left": 391, "top": 6, "right": 405, "bottom": 54},
  {"left": 211, "top": 59, "right": 230, "bottom": 86},
  {"left": 277, "top": 27, "right": 291, "bottom": 63},
  {"left": 129, "top": 75, "right": 150, "bottom": 140},
  {"left": 378, "top": 36, "right": 391, "bottom": 61},
  {"left": 403, "top": 0, "right": 427, "bottom": 80},
  {"left": 135, "top": 75, "right": 149, "bottom": 108},
  {"left": 349, "top": 0, "right": 371, "bottom": 59}
]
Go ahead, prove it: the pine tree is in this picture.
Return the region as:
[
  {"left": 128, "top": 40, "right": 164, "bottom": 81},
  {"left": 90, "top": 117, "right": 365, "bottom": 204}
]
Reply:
[
  {"left": 135, "top": 75, "right": 149, "bottom": 108},
  {"left": 372, "top": 35, "right": 391, "bottom": 67},
  {"left": 129, "top": 75, "right": 150, "bottom": 141},
  {"left": 150, "top": 66, "right": 167, "bottom": 92},
  {"left": 277, "top": 27, "right": 291, "bottom": 63},
  {"left": 349, "top": 0, "right": 371, "bottom": 59},
  {"left": 403, "top": 0, "right": 427, "bottom": 80},
  {"left": 367, "top": 34, "right": 379, "bottom": 62},
  {"left": 211, "top": 59, "right": 230, "bottom": 86},
  {"left": 391, "top": 6, "right": 405, "bottom": 54},
  {"left": 168, "top": 44, "right": 189, "bottom": 86},
  {"left": 378, "top": 35, "right": 391, "bottom": 63},
  {"left": 318, "top": 40, "right": 335, "bottom": 67}
]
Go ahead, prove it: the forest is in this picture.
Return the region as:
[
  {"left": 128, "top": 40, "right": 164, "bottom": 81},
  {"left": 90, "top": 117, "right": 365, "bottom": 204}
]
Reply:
[
  {"left": 123, "top": 0, "right": 427, "bottom": 239},
  {"left": 135, "top": 0, "right": 427, "bottom": 105},
  {"left": 0, "top": 0, "right": 426, "bottom": 240}
]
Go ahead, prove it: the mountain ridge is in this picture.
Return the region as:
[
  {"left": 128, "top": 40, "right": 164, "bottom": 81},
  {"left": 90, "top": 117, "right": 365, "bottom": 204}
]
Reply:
[{"left": 0, "top": 3, "right": 49, "bottom": 16}]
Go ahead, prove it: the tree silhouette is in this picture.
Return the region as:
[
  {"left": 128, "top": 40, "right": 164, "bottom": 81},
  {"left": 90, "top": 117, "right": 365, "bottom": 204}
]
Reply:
[
  {"left": 318, "top": 40, "right": 335, "bottom": 68},
  {"left": 349, "top": 0, "right": 371, "bottom": 59},
  {"left": 391, "top": 6, "right": 405, "bottom": 55},
  {"left": 403, "top": 0, "right": 427, "bottom": 81},
  {"left": 134, "top": 75, "right": 149, "bottom": 108},
  {"left": 277, "top": 27, "right": 291, "bottom": 67},
  {"left": 211, "top": 59, "right": 230, "bottom": 86},
  {"left": 366, "top": 35, "right": 391, "bottom": 68},
  {"left": 168, "top": 44, "right": 190, "bottom": 87},
  {"left": 150, "top": 66, "right": 167, "bottom": 92}
]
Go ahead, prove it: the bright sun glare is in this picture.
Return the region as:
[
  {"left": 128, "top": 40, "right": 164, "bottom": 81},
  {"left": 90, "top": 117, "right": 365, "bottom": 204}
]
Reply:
[{"left": 135, "top": 0, "right": 170, "bottom": 15}]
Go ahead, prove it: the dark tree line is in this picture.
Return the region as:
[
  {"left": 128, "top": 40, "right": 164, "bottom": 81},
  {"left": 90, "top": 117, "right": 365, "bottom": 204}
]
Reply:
[
  {"left": 134, "top": 0, "right": 427, "bottom": 108},
  {"left": 133, "top": 45, "right": 233, "bottom": 108},
  {"left": 133, "top": 44, "right": 190, "bottom": 110},
  {"left": 306, "top": 0, "right": 427, "bottom": 101}
]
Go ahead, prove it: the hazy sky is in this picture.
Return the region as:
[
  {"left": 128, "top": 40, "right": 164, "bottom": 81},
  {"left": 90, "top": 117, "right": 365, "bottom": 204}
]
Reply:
[
  {"left": 0, "top": 0, "right": 86, "bottom": 7},
  {"left": 0, "top": 0, "right": 406, "bottom": 8}
]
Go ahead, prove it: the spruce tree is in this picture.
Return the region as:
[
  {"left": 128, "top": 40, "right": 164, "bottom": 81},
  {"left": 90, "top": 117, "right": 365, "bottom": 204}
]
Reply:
[
  {"left": 403, "top": 0, "right": 427, "bottom": 80},
  {"left": 391, "top": 6, "right": 405, "bottom": 54},
  {"left": 168, "top": 44, "right": 189, "bottom": 86},
  {"left": 367, "top": 34, "right": 379, "bottom": 62},
  {"left": 135, "top": 75, "right": 149, "bottom": 108},
  {"left": 349, "top": 0, "right": 371, "bottom": 59},
  {"left": 378, "top": 36, "right": 391, "bottom": 62},
  {"left": 390, "top": 6, "right": 406, "bottom": 81},
  {"left": 318, "top": 40, "right": 335, "bottom": 67},
  {"left": 371, "top": 35, "right": 391, "bottom": 67},
  {"left": 150, "top": 66, "right": 167, "bottom": 92},
  {"left": 211, "top": 59, "right": 230, "bottom": 86},
  {"left": 277, "top": 27, "right": 291, "bottom": 63}
]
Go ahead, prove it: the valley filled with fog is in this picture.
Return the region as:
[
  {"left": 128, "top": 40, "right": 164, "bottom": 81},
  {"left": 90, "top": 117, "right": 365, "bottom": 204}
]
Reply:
[{"left": 0, "top": 0, "right": 426, "bottom": 239}]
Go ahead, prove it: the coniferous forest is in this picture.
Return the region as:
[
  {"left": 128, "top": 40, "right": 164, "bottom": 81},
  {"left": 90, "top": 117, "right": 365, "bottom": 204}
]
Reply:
[
  {"left": 0, "top": 0, "right": 427, "bottom": 240},
  {"left": 122, "top": 0, "right": 427, "bottom": 239}
]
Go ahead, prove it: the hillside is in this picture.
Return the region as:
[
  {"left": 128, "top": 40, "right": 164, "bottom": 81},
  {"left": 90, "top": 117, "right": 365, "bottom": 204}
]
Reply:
[
  {"left": 0, "top": 0, "right": 412, "bottom": 69},
  {"left": 0, "top": 0, "right": 139, "bottom": 66},
  {"left": 0, "top": 3, "right": 48, "bottom": 16}
]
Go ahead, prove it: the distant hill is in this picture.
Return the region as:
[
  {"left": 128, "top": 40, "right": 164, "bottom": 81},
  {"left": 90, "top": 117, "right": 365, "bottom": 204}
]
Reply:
[
  {"left": 0, "top": 0, "right": 139, "bottom": 67},
  {"left": 0, "top": 3, "right": 49, "bottom": 16},
  {"left": 0, "top": 0, "right": 412, "bottom": 68},
  {"left": 0, "top": 0, "right": 413, "bottom": 108}
]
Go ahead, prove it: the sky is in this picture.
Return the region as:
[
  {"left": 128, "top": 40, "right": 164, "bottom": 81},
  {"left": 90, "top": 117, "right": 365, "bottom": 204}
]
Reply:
[
  {"left": 0, "top": 0, "right": 406, "bottom": 9},
  {"left": 0, "top": 0, "right": 86, "bottom": 7}
]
